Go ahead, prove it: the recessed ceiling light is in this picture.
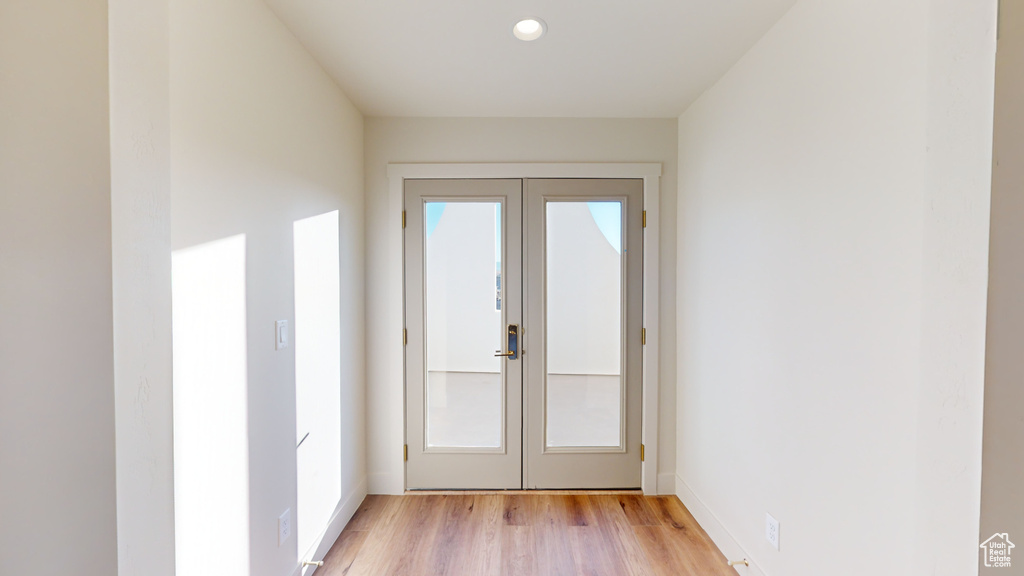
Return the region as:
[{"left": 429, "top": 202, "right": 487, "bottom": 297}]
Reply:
[{"left": 513, "top": 18, "right": 546, "bottom": 41}]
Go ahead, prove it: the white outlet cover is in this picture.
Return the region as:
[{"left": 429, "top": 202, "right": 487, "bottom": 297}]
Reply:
[
  {"left": 275, "top": 320, "right": 289, "bottom": 350},
  {"left": 766, "top": 512, "right": 780, "bottom": 550},
  {"left": 279, "top": 509, "right": 291, "bottom": 546}
]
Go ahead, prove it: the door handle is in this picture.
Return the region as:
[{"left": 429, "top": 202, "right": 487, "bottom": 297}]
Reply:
[{"left": 494, "top": 324, "right": 519, "bottom": 360}]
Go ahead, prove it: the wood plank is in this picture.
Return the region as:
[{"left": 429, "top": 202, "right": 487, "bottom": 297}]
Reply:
[
  {"left": 343, "top": 496, "right": 416, "bottom": 576},
  {"left": 529, "top": 495, "right": 557, "bottom": 526},
  {"left": 460, "top": 494, "right": 504, "bottom": 576},
  {"left": 647, "top": 496, "right": 733, "bottom": 575},
  {"left": 584, "top": 496, "right": 653, "bottom": 576},
  {"left": 531, "top": 494, "right": 593, "bottom": 526},
  {"left": 319, "top": 530, "right": 368, "bottom": 576},
  {"left": 501, "top": 526, "right": 538, "bottom": 576},
  {"left": 534, "top": 522, "right": 576, "bottom": 576},
  {"left": 383, "top": 495, "right": 448, "bottom": 576},
  {"left": 564, "top": 494, "right": 595, "bottom": 526},
  {"left": 502, "top": 493, "right": 535, "bottom": 526},
  {"left": 423, "top": 495, "right": 475, "bottom": 575},
  {"left": 617, "top": 495, "right": 661, "bottom": 526},
  {"left": 361, "top": 494, "right": 404, "bottom": 531},
  {"left": 343, "top": 494, "right": 388, "bottom": 532},
  {"left": 650, "top": 496, "right": 717, "bottom": 550},
  {"left": 569, "top": 525, "right": 626, "bottom": 576},
  {"left": 586, "top": 495, "right": 629, "bottom": 526},
  {"left": 632, "top": 525, "right": 698, "bottom": 576}
]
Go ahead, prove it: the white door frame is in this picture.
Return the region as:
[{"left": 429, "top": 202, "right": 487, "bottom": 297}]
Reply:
[{"left": 385, "top": 163, "right": 661, "bottom": 494}]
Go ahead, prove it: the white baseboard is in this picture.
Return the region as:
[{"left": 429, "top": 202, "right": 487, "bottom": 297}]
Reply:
[
  {"left": 292, "top": 476, "right": 369, "bottom": 576},
  {"left": 657, "top": 473, "right": 676, "bottom": 495},
  {"left": 368, "top": 472, "right": 403, "bottom": 495},
  {"left": 675, "top": 475, "right": 766, "bottom": 576}
]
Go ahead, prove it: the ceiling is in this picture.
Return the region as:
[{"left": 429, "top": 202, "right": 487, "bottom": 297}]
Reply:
[{"left": 263, "top": 0, "right": 797, "bottom": 118}]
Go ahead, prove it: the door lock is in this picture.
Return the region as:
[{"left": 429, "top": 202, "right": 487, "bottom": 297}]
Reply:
[{"left": 494, "top": 324, "right": 519, "bottom": 360}]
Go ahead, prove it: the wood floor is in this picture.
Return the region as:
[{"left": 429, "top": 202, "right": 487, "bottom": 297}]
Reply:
[{"left": 318, "top": 493, "right": 736, "bottom": 576}]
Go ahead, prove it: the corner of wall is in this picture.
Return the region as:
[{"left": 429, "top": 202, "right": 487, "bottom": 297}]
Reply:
[
  {"left": 675, "top": 476, "right": 765, "bottom": 576},
  {"left": 298, "top": 475, "right": 369, "bottom": 574},
  {"left": 368, "top": 473, "right": 404, "bottom": 496}
]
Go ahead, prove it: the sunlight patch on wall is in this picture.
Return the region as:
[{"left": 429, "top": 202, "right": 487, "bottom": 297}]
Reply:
[
  {"left": 293, "top": 211, "right": 342, "bottom": 558},
  {"left": 171, "top": 234, "right": 250, "bottom": 576}
]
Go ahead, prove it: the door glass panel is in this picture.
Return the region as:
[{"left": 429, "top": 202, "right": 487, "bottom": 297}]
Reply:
[
  {"left": 424, "top": 201, "right": 504, "bottom": 448},
  {"left": 545, "top": 201, "right": 623, "bottom": 448}
]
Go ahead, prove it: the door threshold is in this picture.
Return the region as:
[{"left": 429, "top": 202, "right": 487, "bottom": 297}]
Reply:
[{"left": 405, "top": 489, "right": 644, "bottom": 495}]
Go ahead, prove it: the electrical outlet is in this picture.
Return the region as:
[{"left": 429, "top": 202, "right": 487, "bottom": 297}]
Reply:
[
  {"left": 275, "top": 320, "right": 288, "bottom": 350},
  {"left": 765, "top": 513, "right": 780, "bottom": 550},
  {"left": 279, "top": 509, "right": 291, "bottom": 546}
]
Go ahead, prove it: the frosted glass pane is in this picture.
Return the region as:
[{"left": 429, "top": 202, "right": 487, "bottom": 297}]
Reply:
[
  {"left": 425, "top": 202, "right": 504, "bottom": 448},
  {"left": 546, "top": 202, "right": 622, "bottom": 448}
]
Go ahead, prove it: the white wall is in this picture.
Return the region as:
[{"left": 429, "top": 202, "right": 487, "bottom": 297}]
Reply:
[
  {"left": 169, "top": 0, "right": 365, "bottom": 573},
  {"left": 675, "top": 1, "right": 995, "bottom": 575},
  {"left": 0, "top": 1, "right": 118, "bottom": 575},
  {"left": 917, "top": 1, "right": 996, "bottom": 572},
  {"left": 364, "top": 117, "right": 678, "bottom": 493},
  {"left": 980, "top": 0, "right": 1024, "bottom": 569},
  {"left": 109, "top": 0, "right": 176, "bottom": 574}
]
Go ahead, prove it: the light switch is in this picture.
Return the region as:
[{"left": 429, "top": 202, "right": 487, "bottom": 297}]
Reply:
[{"left": 275, "top": 320, "right": 288, "bottom": 350}]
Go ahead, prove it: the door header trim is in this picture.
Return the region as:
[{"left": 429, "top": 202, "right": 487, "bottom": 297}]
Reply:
[{"left": 388, "top": 162, "right": 661, "bottom": 180}]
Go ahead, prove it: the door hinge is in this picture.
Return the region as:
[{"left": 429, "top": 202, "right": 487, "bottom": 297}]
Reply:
[
  {"left": 642, "top": 328, "right": 646, "bottom": 346},
  {"left": 641, "top": 444, "right": 645, "bottom": 462},
  {"left": 404, "top": 444, "right": 408, "bottom": 461},
  {"left": 402, "top": 210, "right": 406, "bottom": 229},
  {"left": 403, "top": 328, "right": 407, "bottom": 345},
  {"left": 642, "top": 210, "right": 647, "bottom": 228}
]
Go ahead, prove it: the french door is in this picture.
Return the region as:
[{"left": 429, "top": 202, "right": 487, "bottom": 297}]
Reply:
[{"left": 405, "top": 178, "right": 643, "bottom": 490}]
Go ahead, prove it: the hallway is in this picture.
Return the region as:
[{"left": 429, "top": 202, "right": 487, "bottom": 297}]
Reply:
[{"left": 1, "top": 0, "right": 1009, "bottom": 575}]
